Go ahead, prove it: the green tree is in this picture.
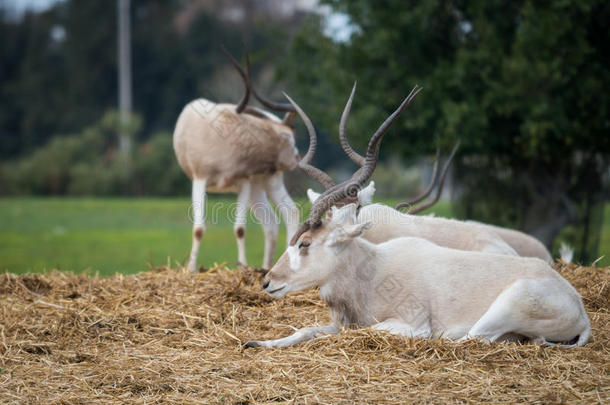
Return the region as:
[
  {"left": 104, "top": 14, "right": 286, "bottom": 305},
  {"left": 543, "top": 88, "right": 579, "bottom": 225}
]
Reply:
[
  {"left": 0, "top": 1, "right": 117, "bottom": 157},
  {"left": 282, "top": 0, "right": 609, "bottom": 261},
  {"left": 0, "top": 0, "right": 302, "bottom": 157}
]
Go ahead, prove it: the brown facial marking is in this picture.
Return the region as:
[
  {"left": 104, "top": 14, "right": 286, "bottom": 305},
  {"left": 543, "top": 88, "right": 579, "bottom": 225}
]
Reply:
[
  {"left": 299, "top": 236, "right": 312, "bottom": 256},
  {"left": 235, "top": 227, "right": 245, "bottom": 238},
  {"left": 291, "top": 222, "right": 328, "bottom": 247},
  {"left": 194, "top": 227, "right": 204, "bottom": 241}
]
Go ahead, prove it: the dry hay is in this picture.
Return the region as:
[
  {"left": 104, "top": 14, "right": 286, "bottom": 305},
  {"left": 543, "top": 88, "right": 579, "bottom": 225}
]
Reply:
[{"left": 0, "top": 262, "right": 608, "bottom": 404}]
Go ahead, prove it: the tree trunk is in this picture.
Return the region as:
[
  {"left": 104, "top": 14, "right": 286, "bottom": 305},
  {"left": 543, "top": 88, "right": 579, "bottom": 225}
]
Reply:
[
  {"left": 453, "top": 154, "right": 605, "bottom": 263},
  {"left": 521, "top": 192, "right": 575, "bottom": 248}
]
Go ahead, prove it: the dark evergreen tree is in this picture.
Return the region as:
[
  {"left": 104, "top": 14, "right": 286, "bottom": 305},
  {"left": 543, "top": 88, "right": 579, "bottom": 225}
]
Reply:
[{"left": 281, "top": 0, "right": 610, "bottom": 261}]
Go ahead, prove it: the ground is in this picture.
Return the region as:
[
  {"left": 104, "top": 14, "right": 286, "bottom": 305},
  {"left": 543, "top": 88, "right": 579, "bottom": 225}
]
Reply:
[
  {"left": 0, "top": 262, "right": 608, "bottom": 403},
  {"left": 0, "top": 198, "right": 607, "bottom": 275}
]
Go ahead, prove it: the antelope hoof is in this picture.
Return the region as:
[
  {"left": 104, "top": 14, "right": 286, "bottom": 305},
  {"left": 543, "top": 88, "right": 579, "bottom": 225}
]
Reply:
[{"left": 244, "top": 340, "right": 262, "bottom": 348}]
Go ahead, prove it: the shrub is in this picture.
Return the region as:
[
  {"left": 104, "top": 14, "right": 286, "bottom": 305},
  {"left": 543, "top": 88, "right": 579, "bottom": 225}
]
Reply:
[
  {"left": 0, "top": 111, "right": 191, "bottom": 196},
  {"left": 131, "top": 132, "right": 189, "bottom": 196}
]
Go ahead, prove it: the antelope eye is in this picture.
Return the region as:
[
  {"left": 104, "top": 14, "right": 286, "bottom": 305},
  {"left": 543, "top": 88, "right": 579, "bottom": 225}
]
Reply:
[{"left": 298, "top": 241, "right": 310, "bottom": 249}]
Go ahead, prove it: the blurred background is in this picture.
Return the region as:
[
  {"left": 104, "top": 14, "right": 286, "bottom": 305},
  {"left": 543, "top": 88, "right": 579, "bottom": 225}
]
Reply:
[{"left": 0, "top": 0, "right": 608, "bottom": 274}]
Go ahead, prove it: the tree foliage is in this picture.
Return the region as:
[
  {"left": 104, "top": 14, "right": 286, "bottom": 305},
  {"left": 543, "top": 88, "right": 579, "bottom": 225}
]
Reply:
[
  {"left": 0, "top": 110, "right": 189, "bottom": 196},
  {"left": 0, "top": 0, "right": 300, "bottom": 158},
  {"left": 282, "top": 0, "right": 609, "bottom": 260},
  {"left": 283, "top": 0, "right": 609, "bottom": 156}
]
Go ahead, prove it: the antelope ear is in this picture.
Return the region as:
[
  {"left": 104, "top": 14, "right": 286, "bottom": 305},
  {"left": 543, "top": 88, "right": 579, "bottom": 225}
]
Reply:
[
  {"left": 330, "top": 203, "right": 358, "bottom": 225},
  {"left": 307, "top": 189, "right": 321, "bottom": 204},
  {"left": 326, "top": 221, "right": 372, "bottom": 247},
  {"left": 344, "top": 221, "right": 372, "bottom": 238},
  {"left": 357, "top": 181, "right": 376, "bottom": 205}
]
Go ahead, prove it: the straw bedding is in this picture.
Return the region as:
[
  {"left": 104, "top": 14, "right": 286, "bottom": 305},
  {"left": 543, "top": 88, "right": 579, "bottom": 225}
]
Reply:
[{"left": 0, "top": 262, "right": 607, "bottom": 404}]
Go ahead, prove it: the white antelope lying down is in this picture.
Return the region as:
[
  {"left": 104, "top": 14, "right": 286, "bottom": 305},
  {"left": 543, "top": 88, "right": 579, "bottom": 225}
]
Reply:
[
  {"left": 301, "top": 83, "right": 552, "bottom": 262},
  {"left": 246, "top": 204, "right": 590, "bottom": 348},
  {"left": 246, "top": 89, "right": 589, "bottom": 348}
]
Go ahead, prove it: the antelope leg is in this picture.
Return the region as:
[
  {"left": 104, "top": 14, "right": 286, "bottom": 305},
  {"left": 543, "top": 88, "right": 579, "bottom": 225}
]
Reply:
[{"left": 245, "top": 325, "right": 339, "bottom": 348}]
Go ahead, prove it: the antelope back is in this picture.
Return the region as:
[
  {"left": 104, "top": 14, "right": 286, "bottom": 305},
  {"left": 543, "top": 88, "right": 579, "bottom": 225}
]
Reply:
[{"left": 173, "top": 100, "right": 298, "bottom": 189}]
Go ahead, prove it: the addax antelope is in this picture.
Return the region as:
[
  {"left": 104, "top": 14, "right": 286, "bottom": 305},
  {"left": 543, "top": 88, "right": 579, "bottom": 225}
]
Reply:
[{"left": 173, "top": 48, "right": 301, "bottom": 270}]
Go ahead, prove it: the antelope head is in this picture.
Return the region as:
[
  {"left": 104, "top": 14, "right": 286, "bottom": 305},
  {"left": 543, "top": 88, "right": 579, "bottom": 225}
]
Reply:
[{"left": 262, "top": 203, "right": 371, "bottom": 298}]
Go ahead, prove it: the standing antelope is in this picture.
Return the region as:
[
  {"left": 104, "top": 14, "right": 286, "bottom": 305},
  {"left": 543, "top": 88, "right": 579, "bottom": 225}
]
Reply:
[
  {"left": 245, "top": 94, "right": 590, "bottom": 348},
  {"left": 302, "top": 83, "right": 552, "bottom": 261},
  {"left": 173, "top": 49, "right": 301, "bottom": 270}
]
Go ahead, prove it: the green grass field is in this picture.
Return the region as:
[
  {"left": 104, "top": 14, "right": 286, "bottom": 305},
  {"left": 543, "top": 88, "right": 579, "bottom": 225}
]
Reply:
[
  {"left": 0, "top": 197, "right": 301, "bottom": 276},
  {"left": 0, "top": 198, "right": 606, "bottom": 276}
]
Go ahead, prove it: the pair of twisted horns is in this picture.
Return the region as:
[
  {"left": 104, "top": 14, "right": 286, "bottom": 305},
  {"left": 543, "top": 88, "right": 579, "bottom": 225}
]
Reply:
[
  {"left": 338, "top": 84, "right": 460, "bottom": 215},
  {"left": 287, "top": 84, "right": 423, "bottom": 245},
  {"left": 220, "top": 46, "right": 297, "bottom": 125},
  {"left": 394, "top": 141, "right": 460, "bottom": 214},
  {"left": 221, "top": 46, "right": 335, "bottom": 187}
]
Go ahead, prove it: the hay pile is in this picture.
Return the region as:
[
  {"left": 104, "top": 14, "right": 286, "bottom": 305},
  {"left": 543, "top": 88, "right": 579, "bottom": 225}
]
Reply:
[{"left": 0, "top": 263, "right": 608, "bottom": 404}]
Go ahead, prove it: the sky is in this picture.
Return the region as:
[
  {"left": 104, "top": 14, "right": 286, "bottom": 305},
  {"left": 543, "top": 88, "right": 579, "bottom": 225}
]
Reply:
[
  {"left": 1, "top": 0, "right": 356, "bottom": 42},
  {"left": 1, "top": 0, "right": 64, "bottom": 18}
]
